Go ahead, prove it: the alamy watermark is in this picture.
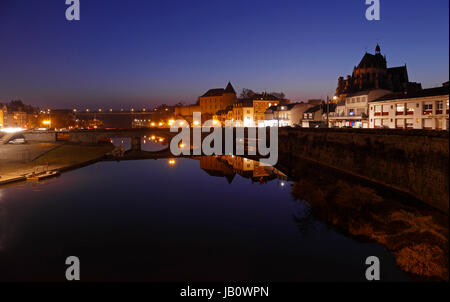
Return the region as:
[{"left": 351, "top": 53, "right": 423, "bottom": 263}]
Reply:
[
  {"left": 65, "top": 1, "right": 380, "bottom": 22},
  {"left": 365, "top": 0, "right": 380, "bottom": 21},
  {"left": 169, "top": 112, "right": 278, "bottom": 166},
  {"left": 365, "top": 256, "right": 380, "bottom": 281},
  {"left": 65, "top": 0, "right": 80, "bottom": 21},
  {"left": 65, "top": 256, "right": 80, "bottom": 281}
]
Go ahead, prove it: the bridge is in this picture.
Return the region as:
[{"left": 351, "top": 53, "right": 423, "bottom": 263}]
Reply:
[{"left": 68, "top": 128, "right": 176, "bottom": 143}]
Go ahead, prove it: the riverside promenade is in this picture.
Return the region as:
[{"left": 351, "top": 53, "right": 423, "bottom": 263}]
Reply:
[{"left": 0, "top": 142, "right": 114, "bottom": 185}]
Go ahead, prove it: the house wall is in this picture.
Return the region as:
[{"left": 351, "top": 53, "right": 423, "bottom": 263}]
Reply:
[{"left": 369, "top": 95, "right": 449, "bottom": 130}]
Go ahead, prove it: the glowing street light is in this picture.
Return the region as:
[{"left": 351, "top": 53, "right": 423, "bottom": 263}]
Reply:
[
  {"left": 0, "top": 127, "right": 24, "bottom": 133},
  {"left": 168, "top": 159, "right": 176, "bottom": 165},
  {"left": 42, "top": 120, "right": 51, "bottom": 126}
]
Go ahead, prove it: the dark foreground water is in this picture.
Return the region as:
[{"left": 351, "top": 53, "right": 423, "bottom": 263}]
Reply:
[{"left": 0, "top": 151, "right": 413, "bottom": 282}]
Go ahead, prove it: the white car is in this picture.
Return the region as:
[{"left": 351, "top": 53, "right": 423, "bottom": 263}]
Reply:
[{"left": 9, "top": 137, "right": 26, "bottom": 144}]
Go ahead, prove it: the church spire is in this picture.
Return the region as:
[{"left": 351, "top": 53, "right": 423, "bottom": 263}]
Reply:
[{"left": 375, "top": 44, "right": 381, "bottom": 54}]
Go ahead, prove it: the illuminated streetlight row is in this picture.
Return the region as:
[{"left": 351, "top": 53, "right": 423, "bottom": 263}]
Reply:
[{"left": 71, "top": 107, "right": 172, "bottom": 113}]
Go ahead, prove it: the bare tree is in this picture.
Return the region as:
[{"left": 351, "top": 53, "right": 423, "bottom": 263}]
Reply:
[{"left": 240, "top": 88, "right": 255, "bottom": 99}]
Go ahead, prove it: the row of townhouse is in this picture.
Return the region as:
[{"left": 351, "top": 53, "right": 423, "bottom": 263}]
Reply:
[
  {"left": 329, "top": 83, "right": 449, "bottom": 130},
  {"left": 369, "top": 86, "right": 449, "bottom": 130}
]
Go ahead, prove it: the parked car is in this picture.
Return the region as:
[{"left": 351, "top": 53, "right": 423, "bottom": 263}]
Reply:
[{"left": 9, "top": 136, "right": 26, "bottom": 144}]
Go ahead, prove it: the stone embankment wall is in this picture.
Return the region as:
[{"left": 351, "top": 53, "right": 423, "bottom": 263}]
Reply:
[{"left": 278, "top": 128, "right": 449, "bottom": 213}]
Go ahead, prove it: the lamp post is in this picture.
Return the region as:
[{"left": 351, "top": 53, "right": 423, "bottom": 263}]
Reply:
[
  {"left": 326, "top": 96, "right": 329, "bottom": 128},
  {"left": 326, "top": 96, "right": 338, "bottom": 128}
]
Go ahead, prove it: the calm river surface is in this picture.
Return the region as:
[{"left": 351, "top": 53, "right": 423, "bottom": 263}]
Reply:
[{"left": 0, "top": 139, "right": 410, "bottom": 282}]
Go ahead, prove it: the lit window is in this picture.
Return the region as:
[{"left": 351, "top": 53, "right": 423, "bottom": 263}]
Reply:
[
  {"left": 423, "top": 103, "right": 433, "bottom": 115},
  {"left": 436, "top": 101, "right": 443, "bottom": 114}
]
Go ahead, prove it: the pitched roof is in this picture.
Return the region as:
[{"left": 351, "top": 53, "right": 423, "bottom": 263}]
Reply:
[
  {"left": 304, "top": 105, "right": 321, "bottom": 113},
  {"left": 224, "top": 82, "right": 236, "bottom": 94},
  {"left": 201, "top": 82, "right": 236, "bottom": 97},
  {"left": 234, "top": 99, "right": 254, "bottom": 107},
  {"left": 357, "top": 52, "right": 386, "bottom": 69},
  {"left": 372, "top": 86, "right": 449, "bottom": 102},
  {"left": 250, "top": 93, "right": 279, "bottom": 101},
  {"left": 202, "top": 88, "right": 226, "bottom": 97}
]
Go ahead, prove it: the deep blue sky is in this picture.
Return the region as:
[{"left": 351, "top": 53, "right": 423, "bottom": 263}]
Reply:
[{"left": 0, "top": 0, "right": 448, "bottom": 109}]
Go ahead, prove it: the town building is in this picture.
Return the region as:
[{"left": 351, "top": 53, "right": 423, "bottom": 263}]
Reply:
[
  {"left": 264, "top": 102, "right": 315, "bottom": 127},
  {"left": 234, "top": 92, "right": 280, "bottom": 126},
  {"left": 174, "top": 104, "right": 201, "bottom": 124},
  {"left": 213, "top": 105, "right": 233, "bottom": 125},
  {"left": 250, "top": 93, "right": 280, "bottom": 125},
  {"left": 5, "top": 111, "right": 31, "bottom": 128},
  {"left": 302, "top": 103, "right": 337, "bottom": 128},
  {"left": 232, "top": 100, "right": 254, "bottom": 127},
  {"left": 329, "top": 89, "right": 392, "bottom": 128},
  {"left": 199, "top": 82, "right": 237, "bottom": 116},
  {"left": 369, "top": 84, "right": 449, "bottom": 130},
  {"left": 0, "top": 104, "right": 5, "bottom": 128},
  {"left": 336, "top": 44, "right": 422, "bottom": 100}
]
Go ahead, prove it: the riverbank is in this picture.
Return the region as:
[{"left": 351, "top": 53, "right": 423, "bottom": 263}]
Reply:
[{"left": 0, "top": 142, "right": 114, "bottom": 185}]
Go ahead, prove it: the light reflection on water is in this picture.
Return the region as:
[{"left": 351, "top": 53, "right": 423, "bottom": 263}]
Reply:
[{"left": 0, "top": 153, "right": 409, "bottom": 282}]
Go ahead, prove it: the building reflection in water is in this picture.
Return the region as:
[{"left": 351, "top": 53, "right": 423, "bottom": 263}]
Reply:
[
  {"left": 287, "top": 159, "right": 449, "bottom": 281},
  {"left": 199, "top": 155, "right": 288, "bottom": 184}
]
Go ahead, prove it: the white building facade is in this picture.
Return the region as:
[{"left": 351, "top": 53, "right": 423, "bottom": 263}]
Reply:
[
  {"left": 329, "top": 89, "right": 392, "bottom": 128},
  {"left": 369, "top": 85, "right": 449, "bottom": 130}
]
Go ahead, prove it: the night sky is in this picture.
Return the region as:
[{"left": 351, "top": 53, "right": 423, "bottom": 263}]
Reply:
[{"left": 0, "top": 0, "right": 448, "bottom": 109}]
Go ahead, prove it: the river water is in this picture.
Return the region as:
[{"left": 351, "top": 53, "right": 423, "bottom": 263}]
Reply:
[{"left": 1, "top": 138, "right": 444, "bottom": 282}]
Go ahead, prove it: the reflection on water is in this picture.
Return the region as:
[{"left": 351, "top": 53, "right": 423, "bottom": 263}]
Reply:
[
  {"left": 0, "top": 149, "right": 447, "bottom": 281},
  {"left": 110, "top": 136, "right": 169, "bottom": 152},
  {"left": 288, "top": 160, "right": 449, "bottom": 281},
  {"left": 199, "top": 155, "right": 287, "bottom": 185}
]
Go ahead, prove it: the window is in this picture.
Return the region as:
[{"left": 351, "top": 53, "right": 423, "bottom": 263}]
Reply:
[
  {"left": 406, "top": 119, "right": 414, "bottom": 129},
  {"left": 374, "top": 119, "right": 382, "bottom": 127},
  {"left": 423, "top": 103, "right": 433, "bottom": 115},
  {"left": 436, "top": 101, "right": 443, "bottom": 114},
  {"left": 356, "top": 108, "right": 366, "bottom": 116},
  {"left": 382, "top": 105, "right": 390, "bottom": 115},
  {"left": 374, "top": 105, "right": 382, "bottom": 116},
  {"left": 423, "top": 118, "right": 433, "bottom": 129},
  {"left": 437, "top": 118, "right": 443, "bottom": 130},
  {"left": 396, "top": 119, "right": 405, "bottom": 129},
  {"left": 396, "top": 104, "right": 405, "bottom": 115},
  {"left": 406, "top": 103, "right": 414, "bottom": 115}
]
